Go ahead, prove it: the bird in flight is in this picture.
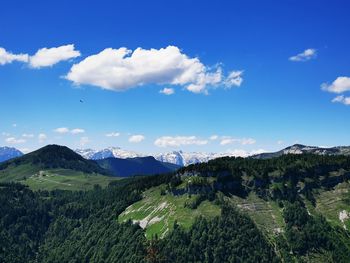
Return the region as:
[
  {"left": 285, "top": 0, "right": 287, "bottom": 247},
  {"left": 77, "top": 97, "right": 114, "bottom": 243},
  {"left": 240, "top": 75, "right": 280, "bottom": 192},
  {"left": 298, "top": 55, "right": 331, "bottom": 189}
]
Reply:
[{"left": 80, "top": 99, "right": 84, "bottom": 103}]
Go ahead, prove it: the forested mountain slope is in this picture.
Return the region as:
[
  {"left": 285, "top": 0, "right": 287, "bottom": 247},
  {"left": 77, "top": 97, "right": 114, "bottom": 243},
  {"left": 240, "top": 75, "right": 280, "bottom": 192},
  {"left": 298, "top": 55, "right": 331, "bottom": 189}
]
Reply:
[{"left": 2, "top": 154, "right": 350, "bottom": 262}]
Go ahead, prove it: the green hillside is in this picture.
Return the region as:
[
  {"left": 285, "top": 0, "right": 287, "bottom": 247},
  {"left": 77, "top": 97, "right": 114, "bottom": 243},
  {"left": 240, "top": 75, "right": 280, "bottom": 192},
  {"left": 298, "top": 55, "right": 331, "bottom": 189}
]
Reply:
[
  {"left": 0, "top": 145, "right": 117, "bottom": 190},
  {"left": 119, "top": 183, "right": 220, "bottom": 239}
]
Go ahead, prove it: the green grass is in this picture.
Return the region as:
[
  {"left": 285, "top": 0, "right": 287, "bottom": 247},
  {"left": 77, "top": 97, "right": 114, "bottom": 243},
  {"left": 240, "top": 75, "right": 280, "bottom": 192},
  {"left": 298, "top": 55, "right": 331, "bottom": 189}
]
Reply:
[
  {"left": 118, "top": 185, "right": 221, "bottom": 239},
  {"left": 313, "top": 182, "right": 350, "bottom": 229},
  {"left": 0, "top": 163, "right": 39, "bottom": 181},
  {"left": 0, "top": 163, "right": 120, "bottom": 191},
  {"left": 21, "top": 169, "right": 120, "bottom": 191}
]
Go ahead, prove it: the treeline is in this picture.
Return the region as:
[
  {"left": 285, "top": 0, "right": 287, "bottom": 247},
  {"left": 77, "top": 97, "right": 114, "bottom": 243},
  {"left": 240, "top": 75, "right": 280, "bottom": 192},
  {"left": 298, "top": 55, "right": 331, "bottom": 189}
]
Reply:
[{"left": 178, "top": 154, "right": 350, "bottom": 202}]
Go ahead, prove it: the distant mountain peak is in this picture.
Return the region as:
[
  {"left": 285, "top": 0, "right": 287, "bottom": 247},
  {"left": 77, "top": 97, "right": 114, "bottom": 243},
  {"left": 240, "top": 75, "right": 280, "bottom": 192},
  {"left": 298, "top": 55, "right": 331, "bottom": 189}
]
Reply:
[{"left": 0, "top": 146, "right": 23, "bottom": 163}]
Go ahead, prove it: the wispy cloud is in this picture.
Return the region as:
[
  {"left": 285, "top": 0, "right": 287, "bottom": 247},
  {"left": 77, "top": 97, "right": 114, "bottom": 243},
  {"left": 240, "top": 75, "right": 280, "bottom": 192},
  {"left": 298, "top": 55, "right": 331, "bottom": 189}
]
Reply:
[
  {"left": 54, "top": 127, "right": 85, "bottom": 134},
  {"left": 332, "top": 95, "right": 350, "bottom": 105},
  {"left": 22, "top": 133, "right": 34, "bottom": 138},
  {"left": 80, "top": 136, "right": 90, "bottom": 146},
  {"left": 38, "top": 133, "right": 47, "bottom": 143},
  {"left": 289, "top": 48, "right": 317, "bottom": 62},
  {"left": 129, "top": 135, "right": 145, "bottom": 143},
  {"left": 159, "top": 87, "right": 175, "bottom": 95},
  {"left": 5, "top": 137, "right": 26, "bottom": 144},
  {"left": 154, "top": 136, "right": 208, "bottom": 147},
  {"left": 105, "top": 132, "right": 120, "bottom": 137},
  {"left": 219, "top": 136, "right": 256, "bottom": 146},
  {"left": 54, "top": 127, "right": 70, "bottom": 134}
]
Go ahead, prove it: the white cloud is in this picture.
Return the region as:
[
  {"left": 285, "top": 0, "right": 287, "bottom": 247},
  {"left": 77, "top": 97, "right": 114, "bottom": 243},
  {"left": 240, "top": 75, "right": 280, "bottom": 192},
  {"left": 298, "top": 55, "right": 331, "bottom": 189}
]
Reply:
[
  {"left": 70, "top": 128, "right": 85, "bottom": 134},
  {"left": 54, "top": 127, "right": 70, "bottom": 134},
  {"left": 106, "top": 132, "right": 120, "bottom": 137},
  {"left": 80, "top": 136, "right": 90, "bottom": 146},
  {"left": 22, "top": 133, "right": 34, "bottom": 138},
  {"left": 154, "top": 136, "right": 208, "bottom": 147},
  {"left": 12, "top": 123, "right": 17, "bottom": 127},
  {"left": 225, "top": 71, "right": 243, "bottom": 87},
  {"left": 277, "top": 140, "right": 284, "bottom": 145},
  {"left": 159, "top": 87, "right": 175, "bottom": 95},
  {"left": 331, "top": 95, "right": 350, "bottom": 105},
  {"left": 220, "top": 137, "right": 256, "bottom": 146},
  {"left": 38, "top": 133, "right": 47, "bottom": 143},
  {"left": 210, "top": 135, "right": 219, "bottom": 140},
  {"left": 5, "top": 137, "right": 26, "bottom": 144},
  {"left": 322, "top": 77, "right": 350, "bottom": 94},
  {"left": 53, "top": 127, "right": 84, "bottom": 134},
  {"left": 289, "top": 48, "right": 317, "bottom": 62},
  {"left": 66, "top": 45, "right": 243, "bottom": 94},
  {"left": 0, "top": 47, "right": 28, "bottom": 65},
  {"left": 1, "top": 132, "right": 10, "bottom": 137},
  {"left": 129, "top": 135, "right": 145, "bottom": 143},
  {"left": 29, "top": 44, "right": 80, "bottom": 68}
]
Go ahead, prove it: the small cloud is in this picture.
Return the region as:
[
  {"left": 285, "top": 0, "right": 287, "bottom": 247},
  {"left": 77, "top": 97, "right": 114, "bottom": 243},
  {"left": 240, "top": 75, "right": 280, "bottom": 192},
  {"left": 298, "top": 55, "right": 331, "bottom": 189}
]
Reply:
[
  {"left": 277, "top": 140, "right": 284, "bottom": 145},
  {"left": 71, "top": 128, "right": 85, "bottom": 134},
  {"left": 54, "top": 127, "right": 69, "bottom": 134},
  {"left": 289, "top": 48, "right": 317, "bottom": 62},
  {"left": 5, "top": 137, "right": 26, "bottom": 144},
  {"left": 129, "top": 135, "right": 145, "bottom": 143},
  {"left": 154, "top": 136, "right": 208, "bottom": 147},
  {"left": 225, "top": 70, "right": 243, "bottom": 87},
  {"left": 1, "top": 132, "right": 10, "bottom": 137},
  {"left": 80, "top": 136, "right": 90, "bottom": 146},
  {"left": 159, "top": 87, "right": 175, "bottom": 95},
  {"left": 29, "top": 44, "right": 81, "bottom": 68},
  {"left": 220, "top": 137, "right": 256, "bottom": 146},
  {"left": 105, "top": 132, "right": 120, "bottom": 137},
  {"left": 331, "top": 95, "right": 350, "bottom": 105},
  {"left": 321, "top": 76, "right": 350, "bottom": 94},
  {"left": 22, "top": 133, "right": 34, "bottom": 138},
  {"left": 12, "top": 123, "right": 17, "bottom": 127},
  {"left": 0, "top": 47, "right": 28, "bottom": 65},
  {"left": 210, "top": 135, "right": 219, "bottom": 140},
  {"left": 38, "top": 133, "right": 47, "bottom": 143}
]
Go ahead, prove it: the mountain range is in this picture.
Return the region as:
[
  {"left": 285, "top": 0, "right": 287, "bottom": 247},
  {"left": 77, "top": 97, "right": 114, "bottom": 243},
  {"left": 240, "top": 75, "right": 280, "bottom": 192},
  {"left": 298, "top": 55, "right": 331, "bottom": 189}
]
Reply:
[
  {"left": 2, "top": 144, "right": 350, "bottom": 167},
  {"left": 75, "top": 147, "right": 245, "bottom": 166},
  {"left": 0, "top": 147, "right": 23, "bottom": 162}
]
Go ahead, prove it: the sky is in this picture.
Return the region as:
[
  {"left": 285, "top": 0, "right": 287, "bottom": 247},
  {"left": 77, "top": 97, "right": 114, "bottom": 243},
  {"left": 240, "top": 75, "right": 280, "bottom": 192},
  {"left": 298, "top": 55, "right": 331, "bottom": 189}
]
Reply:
[{"left": 1, "top": 0, "right": 350, "bottom": 155}]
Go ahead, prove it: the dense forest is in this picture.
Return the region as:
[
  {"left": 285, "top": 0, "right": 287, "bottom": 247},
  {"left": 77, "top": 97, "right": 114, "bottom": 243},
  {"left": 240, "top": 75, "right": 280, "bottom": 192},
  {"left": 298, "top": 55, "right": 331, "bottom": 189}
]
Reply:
[{"left": 2, "top": 154, "right": 350, "bottom": 262}]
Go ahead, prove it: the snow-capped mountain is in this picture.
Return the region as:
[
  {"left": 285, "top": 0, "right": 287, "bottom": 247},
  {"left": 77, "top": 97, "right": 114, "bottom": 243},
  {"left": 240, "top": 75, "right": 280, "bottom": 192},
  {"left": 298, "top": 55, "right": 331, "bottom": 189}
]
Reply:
[
  {"left": 0, "top": 147, "right": 23, "bottom": 162},
  {"left": 75, "top": 147, "right": 144, "bottom": 160},
  {"left": 75, "top": 148, "right": 97, "bottom": 159},
  {"left": 75, "top": 144, "right": 350, "bottom": 166},
  {"left": 154, "top": 151, "right": 224, "bottom": 166}
]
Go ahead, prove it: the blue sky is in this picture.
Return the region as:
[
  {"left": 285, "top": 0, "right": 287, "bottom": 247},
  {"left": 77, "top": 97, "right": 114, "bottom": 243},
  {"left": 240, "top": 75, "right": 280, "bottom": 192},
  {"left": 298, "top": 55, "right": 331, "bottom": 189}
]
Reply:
[{"left": 1, "top": 0, "right": 350, "bottom": 154}]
